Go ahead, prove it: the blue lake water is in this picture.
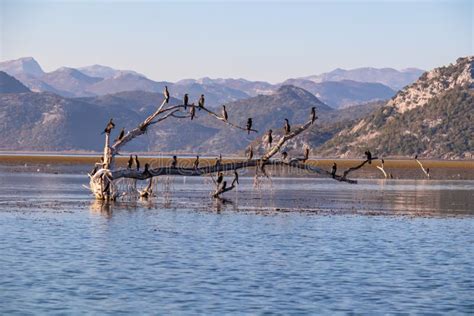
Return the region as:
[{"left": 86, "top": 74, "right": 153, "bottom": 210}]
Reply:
[{"left": 0, "top": 172, "right": 473, "bottom": 314}]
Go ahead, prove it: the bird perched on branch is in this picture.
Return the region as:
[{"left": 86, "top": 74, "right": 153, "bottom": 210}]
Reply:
[
  {"left": 331, "top": 162, "right": 337, "bottom": 178},
  {"left": 246, "top": 118, "right": 253, "bottom": 134},
  {"left": 265, "top": 129, "right": 273, "bottom": 147},
  {"left": 143, "top": 163, "right": 150, "bottom": 176},
  {"left": 184, "top": 94, "right": 189, "bottom": 109},
  {"left": 381, "top": 158, "right": 385, "bottom": 164},
  {"left": 171, "top": 155, "right": 178, "bottom": 168},
  {"left": 127, "top": 155, "right": 133, "bottom": 169},
  {"left": 303, "top": 146, "right": 310, "bottom": 162},
  {"left": 414, "top": 155, "right": 418, "bottom": 160},
  {"left": 190, "top": 105, "right": 195, "bottom": 120},
  {"left": 198, "top": 94, "right": 205, "bottom": 110},
  {"left": 310, "top": 107, "right": 317, "bottom": 124},
  {"left": 222, "top": 105, "right": 228, "bottom": 121},
  {"left": 216, "top": 172, "right": 224, "bottom": 185},
  {"left": 135, "top": 155, "right": 140, "bottom": 171},
  {"left": 246, "top": 146, "right": 254, "bottom": 160},
  {"left": 193, "top": 155, "right": 200, "bottom": 169},
  {"left": 220, "top": 181, "right": 227, "bottom": 191},
  {"left": 164, "top": 86, "right": 170, "bottom": 103},
  {"left": 102, "top": 118, "right": 115, "bottom": 134},
  {"left": 232, "top": 170, "right": 239, "bottom": 186},
  {"left": 284, "top": 118, "right": 291, "bottom": 135},
  {"left": 116, "top": 128, "right": 125, "bottom": 142},
  {"left": 364, "top": 150, "right": 372, "bottom": 164},
  {"left": 281, "top": 151, "right": 288, "bottom": 161}
]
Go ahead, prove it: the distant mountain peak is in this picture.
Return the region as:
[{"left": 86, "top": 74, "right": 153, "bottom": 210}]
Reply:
[
  {"left": 0, "top": 56, "right": 45, "bottom": 77},
  {"left": 78, "top": 64, "right": 145, "bottom": 79},
  {"left": 388, "top": 55, "right": 473, "bottom": 113}
]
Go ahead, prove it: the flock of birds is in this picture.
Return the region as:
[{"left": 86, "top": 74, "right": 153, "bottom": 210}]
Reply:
[{"left": 95, "top": 86, "right": 430, "bottom": 187}]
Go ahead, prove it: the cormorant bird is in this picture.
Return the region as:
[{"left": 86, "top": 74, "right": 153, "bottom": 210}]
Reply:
[
  {"left": 135, "top": 155, "right": 140, "bottom": 171},
  {"left": 215, "top": 157, "right": 221, "bottom": 168},
  {"left": 303, "top": 147, "right": 310, "bottom": 162},
  {"left": 102, "top": 118, "right": 115, "bottom": 134},
  {"left": 193, "top": 155, "right": 200, "bottom": 169},
  {"left": 143, "top": 163, "right": 150, "bottom": 176},
  {"left": 216, "top": 172, "right": 224, "bottom": 185},
  {"left": 184, "top": 94, "right": 189, "bottom": 109},
  {"left": 164, "top": 86, "right": 170, "bottom": 103},
  {"left": 220, "top": 181, "right": 227, "bottom": 191},
  {"left": 281, "top": 151, "right": 288, "bottom": 160},
  {"left": 198, "top": 94, "right": 205, "bottom": 110},
  {"left": 246, "top": 118, "right": 253, "bottom": 134},
  {"left": 284, "top": 118, "right": 291, "bottom": 135},
  {"left": 222, "top": 105, "right": 228, "bottom": 121},
  {"left": 190, "top": 106, "right": 195, "bottom": 120},
  {"left": 331, "top": 162, "right": 337, "bottom": 178},
  {"left": 127, "top": 155, "right": 133, "bottom": 169},
  {"left": 415, "top": 155, "right": 418, "bottom": 160},
  {"left": 171, "top": 155, "right": 177, "bottom": 168},
  {"left": 232, "top": 170, "right": 239, "bottom": 186},
  {"left": 310, "top": 107, "right": 317, "bottom": 124},
  {"left": 247, "top": 146, "right": 254, "bottom": 160},
  {"left": 117, "top": 128, "right": 125, "bottom": 141},
  {"left": 381, "top": 158, "right": 385, "bottom": 164},
  {"left": 266, "top": 129, "right": 273, "bottom": 147},
  {"left": 365, "top": 150, "right": 372, "bottom": 164}
]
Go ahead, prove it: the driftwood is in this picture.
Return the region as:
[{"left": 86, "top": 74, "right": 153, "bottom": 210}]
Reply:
[
  {"left": 88, "top": 94, "right": 365, "bottom": 200},
  {"left": 415, "top": 158, "right": 430, "bottom": 179},
  {"left": 376, "top": 159, "right": 388, "bottom": 179}
]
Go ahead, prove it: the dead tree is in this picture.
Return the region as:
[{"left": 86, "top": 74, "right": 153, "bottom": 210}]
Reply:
[
  {"left": 88, "top": 94, "right": 360, "bottom": 200},
  {"left": 415, "top": 157, "right": 431, "bottom": 179}
]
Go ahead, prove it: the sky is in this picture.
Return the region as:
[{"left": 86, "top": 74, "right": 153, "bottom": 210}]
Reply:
[{"left": 0, "top": 0, "right": 472, "bottom": 83}]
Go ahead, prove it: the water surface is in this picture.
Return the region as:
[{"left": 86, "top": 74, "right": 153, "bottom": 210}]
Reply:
[{"left": 0, "top": 172, "right": 473, "bottom": 314}]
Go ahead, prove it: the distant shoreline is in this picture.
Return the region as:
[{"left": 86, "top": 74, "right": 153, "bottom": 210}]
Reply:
[{"left": 0, "top": 154, "right": 473, "bottom": 169}]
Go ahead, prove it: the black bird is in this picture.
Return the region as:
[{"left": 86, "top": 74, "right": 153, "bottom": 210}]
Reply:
[
  {"left": 281, "top": 151, "right": 288, "bottom": 160},
  {"left": 284, "top": 118, "right": 291, "bottom": 135},
  {"left": 193, "top": 155, "right": 200, "bottom": 169},
  {"left": 164, "top": 86, "right": 170, "bottom": 103},
  {"left": 102, "top": 118, "right": 115, "bottom": 134},
  {"left": 222, "top": 105, "right": 228, "bottom": 121},
  {"left": 310, "top": 107, "right": 317, "bottom": 124},
  {"left": 381, "top": 158, "right": 385, "bottom": 164},
  {"left": 184, "top": 94, "right": 189, "bottom": 109},
  {"left": 143, "top": 163, "right": 150, "bottom": 176},
  {"left": 127, "top": 155, "right": 133, "bottom": 169},
  {"left": 426, "top": 168, "right": 430, "bottom": 175},
  {"left": 135, "top": 155, "right": 140, "bottom": 171},
  {"left": 171, "top": 155, "right": 177, "bottom": 168},
  {"left": 215, "top": 156, "right": 221, "bottom": 168},
  {"left": 331, "top": 162, "right": 337, "bottom": 178},
  {"left": 220, "top": 181, "right": 227, "bottom": 191},
  {"left": 198, "top": 94, "right": 205, "bottom": 110},
  {"left": 303, "top": 147, "right": 310, "bottom": 162},
  {"left": 117, "top": 128, "right": 125, "bottom": 141},
  {"left": 216, "top": 172, "right": 224, "bottom": 185},
  {"left": 246, "top": 118, "right": 253, "bottom": 134},
  {"left": 190, "top": 106, "right": 195, "bottom": 120},
  {"left": 266, "top": 129, "right": 273, "bottom": 147},
  {"left": 415, "top": 155, "right": 418, "bottom": 160},
  {"left": 247, "top": 146, "right": 254, "bottom": 160},
  {"left": 365, "top": 150, "right": 372, "bottom": 164},
  {"left": 232, "top": 170, "right": 239, "bottom": 186}
]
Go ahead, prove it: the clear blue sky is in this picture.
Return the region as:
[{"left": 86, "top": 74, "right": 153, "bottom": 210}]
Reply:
[{"left": 0, "top": 0, "right": 472, "bottom": 83}]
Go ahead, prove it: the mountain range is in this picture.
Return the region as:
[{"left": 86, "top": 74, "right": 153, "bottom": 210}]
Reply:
[
  {"left": 0, "top": 57, "right": 422, "bottom": 109},
  {"left": 0, "top": 56, "right": 471, "bottom": 158}
]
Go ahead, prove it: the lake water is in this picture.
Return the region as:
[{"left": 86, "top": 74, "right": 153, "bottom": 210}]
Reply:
[{"left": 0, "top": 171, "right": 473, "bottom": 314}]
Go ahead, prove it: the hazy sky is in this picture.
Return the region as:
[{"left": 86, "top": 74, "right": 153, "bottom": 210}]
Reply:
[{"left": 0, "top": 0, "right": 472, "bottom": 82}]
